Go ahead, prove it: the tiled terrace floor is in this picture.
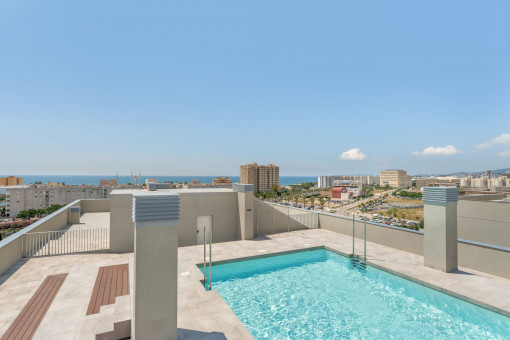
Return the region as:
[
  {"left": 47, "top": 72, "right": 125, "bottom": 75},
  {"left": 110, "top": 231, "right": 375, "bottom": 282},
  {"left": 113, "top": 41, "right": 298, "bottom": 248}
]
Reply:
[{"left": 1, "top": 222, "right": 510, "bottom": 339}]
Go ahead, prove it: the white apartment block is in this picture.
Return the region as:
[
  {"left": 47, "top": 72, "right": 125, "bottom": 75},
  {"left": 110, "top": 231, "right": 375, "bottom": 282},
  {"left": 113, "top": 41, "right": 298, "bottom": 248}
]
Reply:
[
  {"left": 318, "top": 175, "right": 379, "bottom": 188},
  {"left": 460, "top": 176, "right": 472, "bottom": 188},
  {"left": 6, "top": 185, "right": 112, "bottom": 217}
]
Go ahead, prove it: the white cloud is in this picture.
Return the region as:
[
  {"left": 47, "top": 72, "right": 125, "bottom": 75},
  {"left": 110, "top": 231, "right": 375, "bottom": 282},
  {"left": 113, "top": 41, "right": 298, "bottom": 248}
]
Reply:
[
  {"left": 340, "top": 148, "right": 366, "bottom": 161},
  {"left": 476, "top": 133, "right": 510, "bottom": 149},
  {"left": 499, "top": 151, "right": 510, "bottom": 157},
  {"left": 412, "top": 145, "right": 461, "bottom": 156}
]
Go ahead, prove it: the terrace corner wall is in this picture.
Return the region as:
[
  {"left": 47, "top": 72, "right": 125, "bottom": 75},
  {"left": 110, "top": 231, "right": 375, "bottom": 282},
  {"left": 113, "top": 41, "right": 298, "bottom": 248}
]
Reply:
[
  {"left": 253, "top": 199, "right": 312, "bottom": 235},
  {"left": 80, "top": 199, "right": 110, "bottom": 213}
]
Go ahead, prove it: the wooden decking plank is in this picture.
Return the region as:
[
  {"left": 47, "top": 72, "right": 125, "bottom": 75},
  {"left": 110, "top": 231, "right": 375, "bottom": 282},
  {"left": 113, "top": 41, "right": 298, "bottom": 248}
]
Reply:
[
  {"left": 86, "top": 267, "right": 105, "bottom": 315},
  {"left": 94, "top": 267, "right": 109, "bottom": 314},
  {"left": 21, "top": 274, "right": 67, "bottom": 340},
  {"left": 101, "top": 268, "right": 114, "bottom": 307},
  {"left": 122, "top": 270, "right": 129, "bottom": 295},
  {"left": 15, "top": 278, "right": 59, "bottom": 340},
  {"left": 115, "top": 268, "right": 123, "bottom": 300},
  {"left": 1, "top": 274, "right": 67, "bottom": 340},
  {"left": 85, "top": 264, "right": 129, "bottom": 315},
  {"left": 3, "top": 276, "right": 57, "bottom": 340},
  {"left": 108, "top": 269, "right": 118, "bottom": 304}
]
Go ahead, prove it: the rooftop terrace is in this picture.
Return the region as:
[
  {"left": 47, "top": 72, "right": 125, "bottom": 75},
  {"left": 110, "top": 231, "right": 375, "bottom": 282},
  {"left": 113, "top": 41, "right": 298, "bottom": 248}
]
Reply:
[{"left": 0, "top": 188, "right": 509, "bottom": 339}]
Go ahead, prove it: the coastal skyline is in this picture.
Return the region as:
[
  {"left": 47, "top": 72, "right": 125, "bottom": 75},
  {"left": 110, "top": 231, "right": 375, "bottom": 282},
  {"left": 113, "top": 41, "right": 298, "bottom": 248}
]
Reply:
[{"left": 1, "top": 1, "right": 510, "bottom": 176}]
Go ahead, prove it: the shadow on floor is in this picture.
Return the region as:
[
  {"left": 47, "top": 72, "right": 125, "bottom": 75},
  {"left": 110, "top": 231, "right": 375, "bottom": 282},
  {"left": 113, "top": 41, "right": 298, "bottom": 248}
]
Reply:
[
  {"left": 252, "top": 234, "right": 271, "bottom": 241},
  {"left": 453, "top": 269, "right": 475, "bottom": 276},
  {"left": 178, "top": 328, "right": 227, "bottom": 340},
  {"left": 0, "top": 257, "right": 29, "bottom": 286}
]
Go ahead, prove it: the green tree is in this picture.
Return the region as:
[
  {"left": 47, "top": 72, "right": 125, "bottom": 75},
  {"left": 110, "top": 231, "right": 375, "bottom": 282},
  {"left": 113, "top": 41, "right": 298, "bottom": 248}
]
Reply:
[{"left": 319, "top": 196, "right": 325, "bottom": 209}]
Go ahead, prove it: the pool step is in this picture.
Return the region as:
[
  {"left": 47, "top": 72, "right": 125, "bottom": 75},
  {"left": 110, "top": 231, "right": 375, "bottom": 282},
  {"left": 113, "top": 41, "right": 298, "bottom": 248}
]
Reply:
[{"left": 351, "top": 257, "right": 367, "bottom": 272}]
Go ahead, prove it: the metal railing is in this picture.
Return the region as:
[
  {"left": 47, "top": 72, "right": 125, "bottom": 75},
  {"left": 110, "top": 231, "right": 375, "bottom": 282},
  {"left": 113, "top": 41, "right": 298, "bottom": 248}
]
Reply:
[
  {"left": 22, "top": 228, "right": 109, "bottom": 257},
  {"left": 203, "top": 226, "right": 213, "bottom": 290},
  {"left": 352, "top": 215, "right": 367, "bottom": 270}
]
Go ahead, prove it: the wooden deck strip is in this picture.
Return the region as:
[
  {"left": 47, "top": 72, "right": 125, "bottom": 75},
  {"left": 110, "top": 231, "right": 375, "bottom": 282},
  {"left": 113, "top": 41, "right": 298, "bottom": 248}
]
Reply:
[
  {"left": 86, "top": 264, "right": 129, "bottom": 315},
  {"left": 1, "top": 273, "right": 67, "bottom": 340}
]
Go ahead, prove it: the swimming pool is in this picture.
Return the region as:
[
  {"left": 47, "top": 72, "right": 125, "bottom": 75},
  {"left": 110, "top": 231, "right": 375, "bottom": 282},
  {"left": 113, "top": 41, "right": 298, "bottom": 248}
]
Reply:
[{"left": 202, "top": 249, "right": 510, "bottom": 339}]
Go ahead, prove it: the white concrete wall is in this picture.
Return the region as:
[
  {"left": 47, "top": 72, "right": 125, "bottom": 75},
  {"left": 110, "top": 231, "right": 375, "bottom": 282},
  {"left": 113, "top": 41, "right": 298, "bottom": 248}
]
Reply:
[
  {"left": 80, "top": 199, "right": 110, "bottom": 213},
  {"left": 254, "top": 200, "right": 310, "bottom": 235},
  {"left": 110, "top": 191, "right": 243, "bottom": 250},
  {"left": 110, "top": 194, "right": 135, "bottom": 253},
  {"left": 459, "top": 241, "right": 510, "bottom": 279},
  {"left": 178, "top": 192, "right": 240, "bottom": 247},
  {"left": 458, "top": 200, "right": 510, "bottom": 248}
]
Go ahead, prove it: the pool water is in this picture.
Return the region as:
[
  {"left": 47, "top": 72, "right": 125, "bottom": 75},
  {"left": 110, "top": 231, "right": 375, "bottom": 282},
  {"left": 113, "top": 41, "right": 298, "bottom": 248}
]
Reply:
[{"left": 203, "top": 249, "right": 510, "bottom": 339}]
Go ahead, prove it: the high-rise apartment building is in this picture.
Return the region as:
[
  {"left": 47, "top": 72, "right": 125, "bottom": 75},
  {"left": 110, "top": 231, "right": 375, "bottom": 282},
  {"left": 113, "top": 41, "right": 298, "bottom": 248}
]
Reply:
[
  {"left": 0, "top": 176, "right": 23, "bottom": 186},
  {"left": 240, "top": 163, "right": 279, "bottom": 192},
  {"left": 380, "top": 170, "right": 412, "bottom": 189}
]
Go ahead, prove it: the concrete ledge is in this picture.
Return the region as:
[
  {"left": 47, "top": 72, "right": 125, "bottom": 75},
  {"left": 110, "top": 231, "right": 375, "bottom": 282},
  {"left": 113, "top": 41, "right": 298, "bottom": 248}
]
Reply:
[{"left": 0, "top": 200, "right": 81, "bottom": 277}]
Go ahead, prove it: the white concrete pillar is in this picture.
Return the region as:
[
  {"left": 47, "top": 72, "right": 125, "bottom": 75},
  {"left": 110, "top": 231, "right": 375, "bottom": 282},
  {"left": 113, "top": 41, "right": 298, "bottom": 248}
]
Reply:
[
  {"left": 423, "top": 187, "right": 458, "bottom": 272},
  {"left": 110, "top": 192, "right": 135, "bottom": 253},
  {"left": 132, "top": 193, "right": 180, "bottom": 340},
  {"left": 233, "top": 184, "right": 255, "bottom": 240}
]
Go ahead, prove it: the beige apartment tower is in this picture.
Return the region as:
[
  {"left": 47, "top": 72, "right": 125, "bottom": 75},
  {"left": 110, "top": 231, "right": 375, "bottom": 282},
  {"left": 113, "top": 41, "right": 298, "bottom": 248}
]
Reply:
[
  {"left": 0, "top": 176, "right": 23, "bottom": 186},
  {"left": 380, "top": 169, "right": 412, "bottom": 189},
  {"left": 240, "top": 163, "right": 279, "bottom": 192}
]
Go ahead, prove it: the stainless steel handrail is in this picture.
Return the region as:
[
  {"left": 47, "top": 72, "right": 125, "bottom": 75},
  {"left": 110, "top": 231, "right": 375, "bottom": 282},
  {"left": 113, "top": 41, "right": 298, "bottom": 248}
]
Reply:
[
  {"left": 352, "top": 214, "right": 355, "bottom": 258},
  {"left": 209, "top": 227, "right": 213, "bottom": 291},
  {"left": 203, "top": 226, "right": 206, "bottom": 288},
  {"left": 364, "top": 219, "right": 367, "bottom": 262}
]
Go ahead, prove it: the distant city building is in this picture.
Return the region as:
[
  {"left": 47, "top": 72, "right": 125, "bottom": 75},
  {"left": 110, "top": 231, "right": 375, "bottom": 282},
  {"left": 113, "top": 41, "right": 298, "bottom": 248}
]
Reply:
[
  {"left": 240, "top": 163, "right": 279, "bottom": 192},
  {"left": 460, "top": 176, "right": 472, "bottom": 188},
  {"left": 0, "top": 176, "right": 23, "bottom": 186},
  {"left": 145, "top": 177, "right": 159, "bottom": 185},
  {"left": 331, "top": 180, "right": 363, "bottom": 199},
  {"left": 5, "top": 185, "right": 112, "bottom": 217},
  {"left": 212, "top": 176, "right": 232, "bottom": 185},
  {"left": 413, "top": 177, "right": 460, "bottom": 189},
  {"left": 100, "top": 179, "right": 118, "bottom": 187},
  {"left": 380, "top": 170, "right": 411, "bottom": 189},
  {"left": 186, "top": 177, "right": 233, "bottom": 189},
  {"left": 317, "top": 175, "right": 379, "bottom": 188}
]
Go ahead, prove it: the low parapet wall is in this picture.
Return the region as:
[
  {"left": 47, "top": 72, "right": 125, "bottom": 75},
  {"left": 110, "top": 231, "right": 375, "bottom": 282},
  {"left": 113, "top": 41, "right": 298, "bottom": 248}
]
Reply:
[
  {"left": 0, "top": 199, "right": 110, "bottom": 277},
  {"left": 458, "top": 200, "right": 510, "bottom": 248},
  {"left": 80, "top": 199, "right": 110, "bottom": 213},
  {"left": 318, "top": 212, "right": 424, "bottom": 255},
  {"left": 459, "top": 240, "right": 510, "bottom": 279},
  {"left": 254, "top": 200, "right": 312, "bottom": 235}
]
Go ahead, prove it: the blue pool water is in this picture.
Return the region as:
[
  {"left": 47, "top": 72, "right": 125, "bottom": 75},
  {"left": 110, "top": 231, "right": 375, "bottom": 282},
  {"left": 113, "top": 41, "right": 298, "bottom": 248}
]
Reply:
[{"left": 203, "top": 249, "right": 510, "bottom": 339}]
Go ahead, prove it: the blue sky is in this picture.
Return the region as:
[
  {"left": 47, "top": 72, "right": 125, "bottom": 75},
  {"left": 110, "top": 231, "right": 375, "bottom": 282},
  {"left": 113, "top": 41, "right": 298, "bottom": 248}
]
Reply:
[{"left": 1, "top": 1, "right": 509, "bottom": 176}]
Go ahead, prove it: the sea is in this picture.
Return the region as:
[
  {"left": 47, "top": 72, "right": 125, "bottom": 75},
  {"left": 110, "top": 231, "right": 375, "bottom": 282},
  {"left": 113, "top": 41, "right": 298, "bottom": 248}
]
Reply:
[{"left": 10, "top": 175, "right": 317, "bottom": 186}]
